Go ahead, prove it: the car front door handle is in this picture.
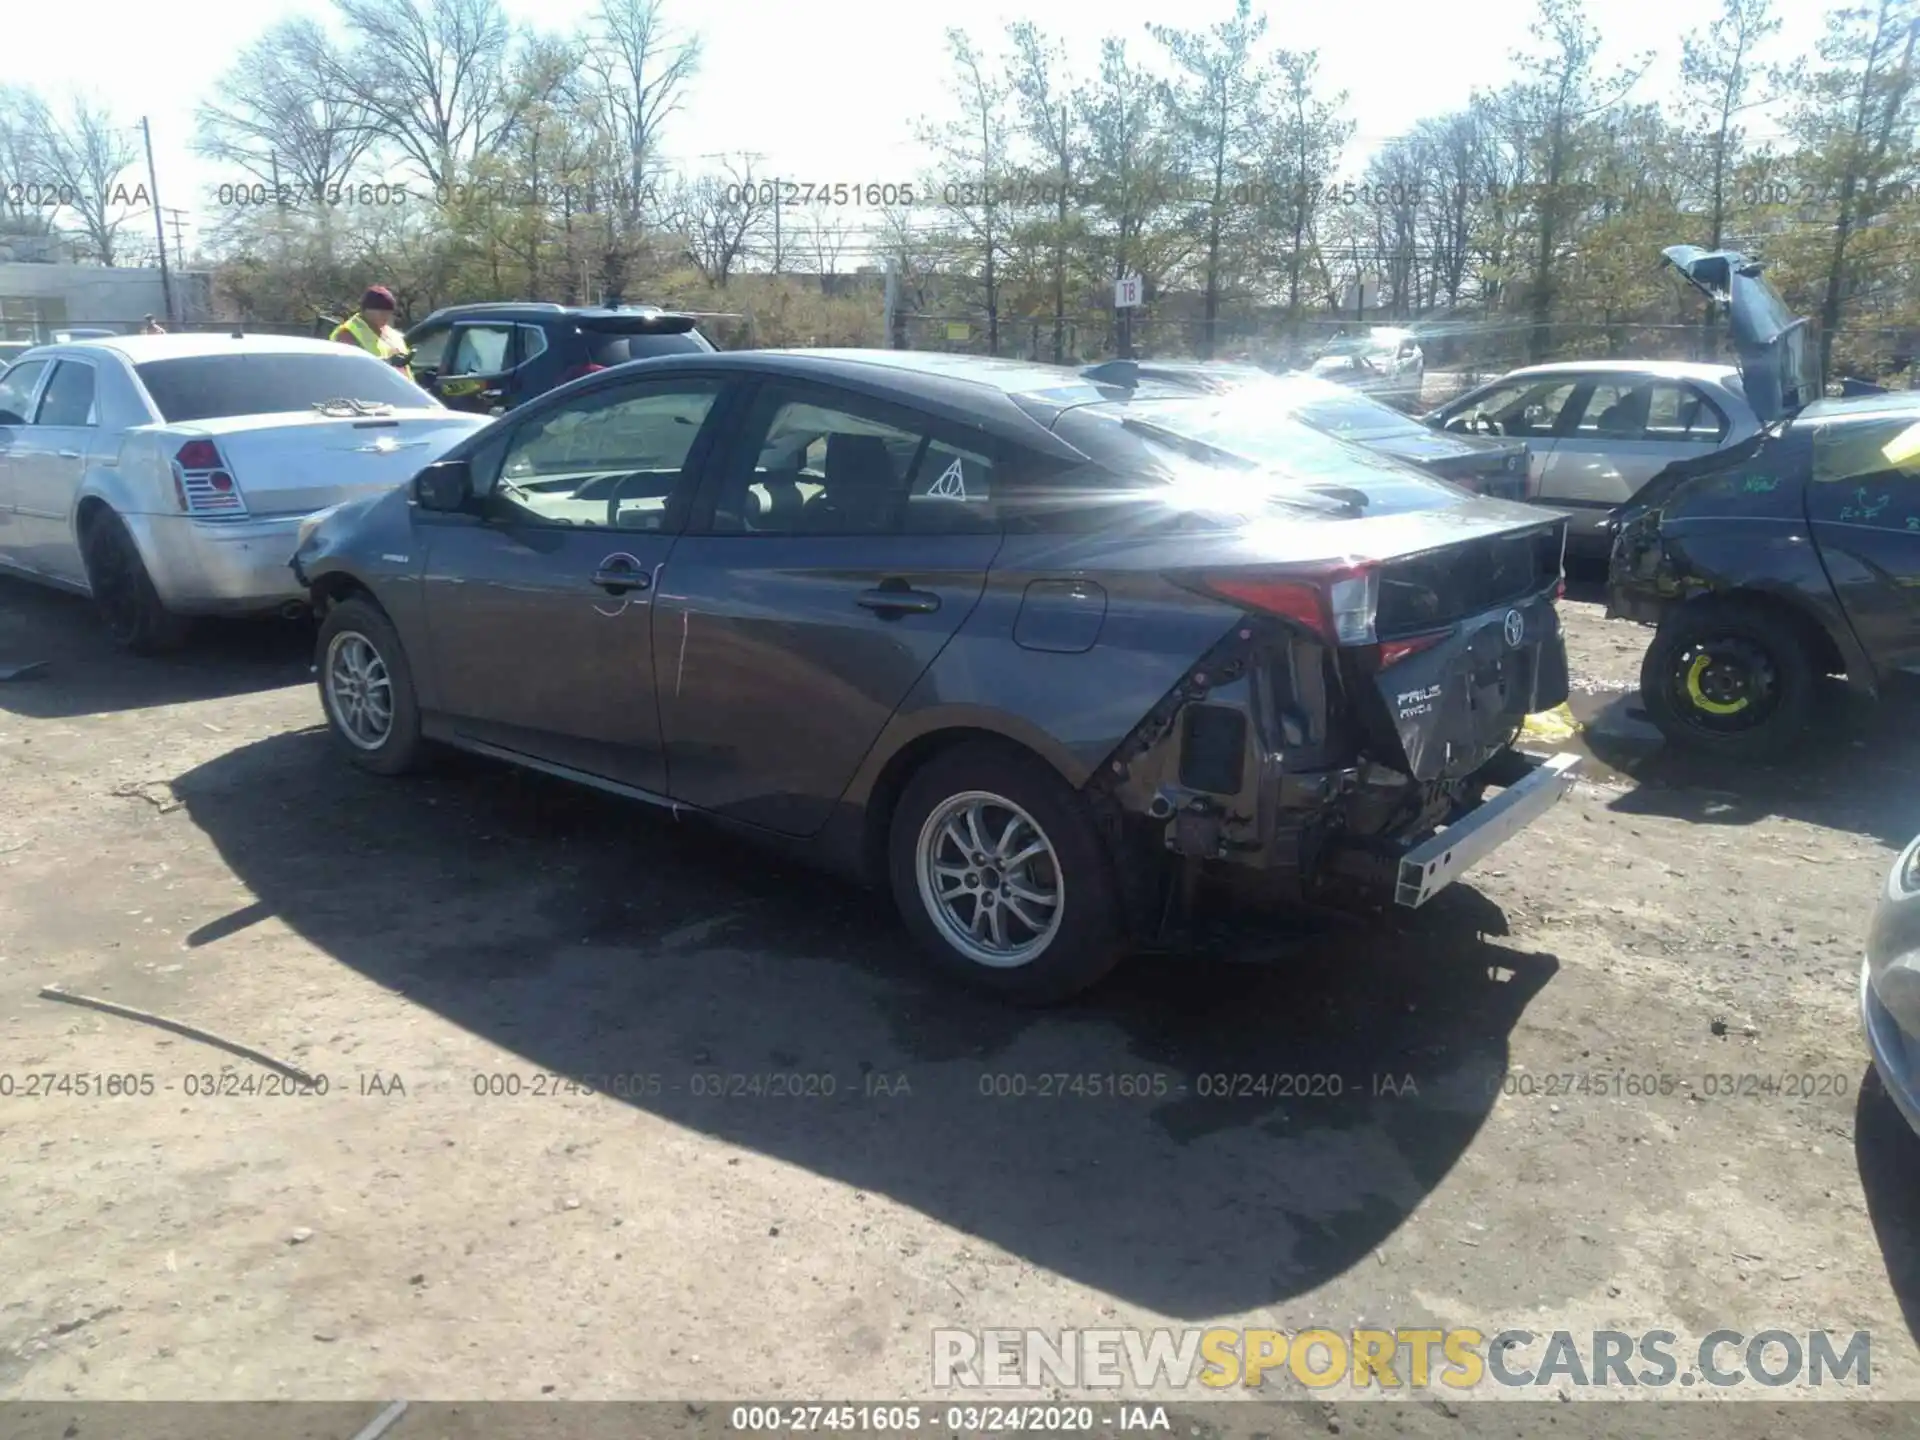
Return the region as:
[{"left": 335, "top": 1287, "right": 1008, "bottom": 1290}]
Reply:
[
  {"left": 592, "top": 565, "right": 651, "bottom": 595},
  {"left": 858, "top": 585, "right": 940, "bottom": 615},
  {"left": 58, "top": 449, "right": 81, "bottom": 459}
]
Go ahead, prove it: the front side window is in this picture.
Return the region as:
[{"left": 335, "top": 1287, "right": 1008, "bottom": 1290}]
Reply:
[
  {"left": 408, "top": 326, "right": 452, "bottom": 373},
  {"left": 711, "top": 389, "right": 996, "bottom": 536},
  {"left": 1461, "top": 378, "right": 1577, "bottom": 437},
  {"left": 448, "top": 325, "right": 514, "bottom": 376},
  {"left": 0, "top": 359, "right": 49, "bottom": 422},
  {"left": 35, "top": 360, "right": 96, "bottom": 426},
  {"left": 491, "top": 378, "right": 722, "bottom": 531}
]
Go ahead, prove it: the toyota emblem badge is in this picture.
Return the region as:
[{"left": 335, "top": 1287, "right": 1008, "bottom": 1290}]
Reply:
[{"left": 1503, "top": 609, "right": 1526, "bottom": 647}]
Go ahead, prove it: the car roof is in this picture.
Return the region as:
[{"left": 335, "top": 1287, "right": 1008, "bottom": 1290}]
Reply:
[
  {"left": 1479, "top": 359, "right": 1742, "bottom": 384},
  {"left": 563, "top": 348, "right": 1106, "bottom": 460},
  {"left": 12, "top": 334, "right": 379, "bottom": 363},
  {"left": 417, "top": 302, "right": 690, "bottom": 324}
]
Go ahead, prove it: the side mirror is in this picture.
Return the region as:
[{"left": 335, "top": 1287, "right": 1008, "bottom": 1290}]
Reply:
[{"left": 413, "top": 457, "right": 473, "bottom": 512}]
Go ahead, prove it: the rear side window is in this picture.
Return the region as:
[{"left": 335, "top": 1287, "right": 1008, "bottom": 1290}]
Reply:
[
  {"left": 1048, "top": 399, "right": 1468, "bottom": 526},
  {"left": 36, "top": 360, "right": 96, "bottom": 425},
  {"left": 585, "top": 330, "right": 714, "bottom": 367},
  {"left": 135, "top": 353, "right": 430, "bottom": 421},
  {"left": 712, "top": 388, "right": 996, "bottom": 536}
]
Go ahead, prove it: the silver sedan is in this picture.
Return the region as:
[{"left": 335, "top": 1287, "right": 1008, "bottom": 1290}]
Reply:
[{"left": 1423, "top": 360, "right": 1762, "bottom": 557}]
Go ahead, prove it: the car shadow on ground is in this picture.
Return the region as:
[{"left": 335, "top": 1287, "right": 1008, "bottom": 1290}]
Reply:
[
  {"left": 1579, "top": 680, "right": 1920, "bottom": 851},
  {"left": 0, "top": 577, "right": 311, "bottom": 720},
  {"left": 171, "top": 728, "right": 1558, "bottom": 1320},
  {"left": 1855, "top": 1068, "right": 1920, "bottom": 1347}
]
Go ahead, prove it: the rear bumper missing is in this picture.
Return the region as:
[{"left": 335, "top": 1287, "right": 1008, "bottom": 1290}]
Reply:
[{"left": 1394, "top": 751, "right": 1582, "bottom": 907}]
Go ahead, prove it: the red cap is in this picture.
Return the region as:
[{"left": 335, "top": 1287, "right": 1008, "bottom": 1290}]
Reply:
[{"left": 360, "top": 286, "right": 396, "bottom": 310}]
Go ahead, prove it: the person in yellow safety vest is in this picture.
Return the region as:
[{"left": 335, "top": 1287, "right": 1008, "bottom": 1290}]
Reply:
[{"left": 331, "top": 285, "right": 413, "bottom": 382}]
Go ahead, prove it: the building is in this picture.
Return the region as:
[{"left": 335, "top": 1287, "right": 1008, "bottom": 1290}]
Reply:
[{"left": 0, "top": 262, "right": 214, "bottom": 340}]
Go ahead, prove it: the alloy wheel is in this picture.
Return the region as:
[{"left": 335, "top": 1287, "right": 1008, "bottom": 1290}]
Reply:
[
  {"left": 915, "top": 790, "right": 1065, "bottom": 969},
  {"left": 324, "top": 631, "right": 395, "bottom": 750}
]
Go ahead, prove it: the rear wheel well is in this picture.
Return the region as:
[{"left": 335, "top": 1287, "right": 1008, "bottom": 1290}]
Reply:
[
  {"left": 860, "top": 728, "right": 1074, "bottom": 885},
  {"left": 74, "top": 496, "right": 113, "bottom": 542},
  {"left": 1682, "top": 588, "right": 1846, "bottom": 677}
]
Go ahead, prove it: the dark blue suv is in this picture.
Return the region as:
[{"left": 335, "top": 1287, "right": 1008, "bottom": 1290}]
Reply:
[{"left": 405, "top": 302, "right": 713, "bottom": 416}]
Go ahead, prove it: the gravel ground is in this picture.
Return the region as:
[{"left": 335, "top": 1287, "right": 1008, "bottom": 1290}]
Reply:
[{"left": 2, "top": 572, "right": 1918, "bottom": 1433}]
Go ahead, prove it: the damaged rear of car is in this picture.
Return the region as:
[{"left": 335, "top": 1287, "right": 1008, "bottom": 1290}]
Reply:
[{"left": 1018, "top": 385, "right": 1579, "bottom": 958}]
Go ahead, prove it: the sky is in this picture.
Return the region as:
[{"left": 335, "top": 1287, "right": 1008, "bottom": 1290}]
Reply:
[{"left": 1, "top": 0, "right": 1827, "bottom": 263}]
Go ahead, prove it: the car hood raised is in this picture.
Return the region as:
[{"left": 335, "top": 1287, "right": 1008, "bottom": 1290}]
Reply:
[{"left": 1662, "top": 244, "right": 1819, "bottom": 425}]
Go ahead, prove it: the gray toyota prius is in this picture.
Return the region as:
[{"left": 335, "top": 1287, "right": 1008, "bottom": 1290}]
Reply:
[{"left": 292, "top": 349, "right": 1581, "bottom": 1003}]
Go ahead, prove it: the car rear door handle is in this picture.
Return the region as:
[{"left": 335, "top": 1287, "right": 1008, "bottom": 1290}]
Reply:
[
  {"left": 58, "top": 449, "right": 81, "bottom": 459},
  {"left": 858, "top": 585, "right": 940, "bottom": 615},
  {"left": 592, "top": 565, "right": 651, "bottom": 595}
]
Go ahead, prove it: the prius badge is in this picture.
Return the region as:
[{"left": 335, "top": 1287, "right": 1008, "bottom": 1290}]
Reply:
[{"left": 1503, "top": 609, "right": 1526, "bottom": 647}]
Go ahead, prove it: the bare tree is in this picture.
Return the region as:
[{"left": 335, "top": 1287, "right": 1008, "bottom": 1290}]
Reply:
[
  {"left": 578, "top": 0, "right": 702, "bottom": 228},
  {"left": 665, "top": 162, "right": 767, "bottom": 288},
  {"left": 918, "top": 28, "right": 1015, "bottom": 354},
  {"left": 1078, "top": 36, "right": 1187, "bottom": 356},
  {"left": 0, "top": 86, "right": 55, "bottom": 244},
  {"left": 1790, "top": 0, "right": 1920, "bottom": 378},
  {"left": 1415, "top": 110, "right": 1485, "bottom": 311},
  {"left": 1148, "top": 0, "right": 1272, "bottom": 358},
  {"left": 800, "top": 206, "right": 853, "bottom": 287},
  {"left": 1680, "top": 0, "right": 1786, "bottom": 254},
  {"left": 1263, "top": 49, "right": 1352, "bottom": 320},
  {"left": 1007, "top": 21, "right": 1083, "bottom": 363},
  {"left": 1498, "top": 0, "right": 1651, "bottom": 360},
  {"left": 322, "top": 0, "right": 525, "bottom": 188},
  {"left": 196, "top": 19, "right": 378, "bottom": 205},
  {"left": 21, "top": 93, "right": 140, "bottom": 265}
]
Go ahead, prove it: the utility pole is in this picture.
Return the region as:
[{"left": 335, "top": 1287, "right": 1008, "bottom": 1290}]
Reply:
[
  {"left": 140, "top": 117, "right": 174, "bottom": 324},
  {"left": 164, "top": 208, "right": 188, "bottom": 305},
  {"left": 883, "top": 258, "right": 897, "bottom": 349}
]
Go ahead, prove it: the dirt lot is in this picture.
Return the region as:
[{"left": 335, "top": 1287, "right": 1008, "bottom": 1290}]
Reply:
[{"left": 4, "top": 571, "right": 1920, "bottom": 1429}]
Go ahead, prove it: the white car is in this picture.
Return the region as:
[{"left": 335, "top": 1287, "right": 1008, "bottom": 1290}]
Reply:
[
  {"left": 1423, "top": 359, "right": 1763, "bottom": 558},
  {"left": 0, "top": 334, "right": 491, "bottom": 651},
  {"left": 1308, "top": 327, "right": 1425, "bottom": 405}
]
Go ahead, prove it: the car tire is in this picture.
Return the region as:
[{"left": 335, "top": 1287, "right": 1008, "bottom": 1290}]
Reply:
[
  {"left": 888, "top": 741, "right": 1125, "bottom": 1005},
  {"left": 80, "top": 509, "right": 190, "bottom": 655},
  {"left": 1639, "top": 597, "right": 1818, "bottom": 761},
  {"left": 315, "top": 596, "right": 426, "bottom": 776}
]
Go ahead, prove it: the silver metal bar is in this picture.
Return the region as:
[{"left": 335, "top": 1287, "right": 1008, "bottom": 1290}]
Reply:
[
  {"left": 1395, "top": 752, "right": 1582, "bottom": 908},
  {"left": 350, "top": 1401, "right": 410, "bottom": 1440}
]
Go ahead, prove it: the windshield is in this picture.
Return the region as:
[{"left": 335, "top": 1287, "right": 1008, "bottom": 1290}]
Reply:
[
  {"left": 585, "top": 330, "right": 715, "bottom": 366},
  {"left": 1052, "top": 394, "right": 1469, "bottom": 524},
  {"left": 135, "top": 353, "right": 435, "bottom": 422}
]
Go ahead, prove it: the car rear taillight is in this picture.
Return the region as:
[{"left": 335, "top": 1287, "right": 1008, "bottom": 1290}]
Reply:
[
  {"left": 1190, "top": 563, "right": 1379, "bottom": 647},
  {"left": 1189, "top": 563, "right": 1452, "bottom": 669},
  {"left": 560, "top": 363, "right": 608, "bottom": 384},
  {"left": 172, "top": 438, "right": 248, "bottom": 519}
]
